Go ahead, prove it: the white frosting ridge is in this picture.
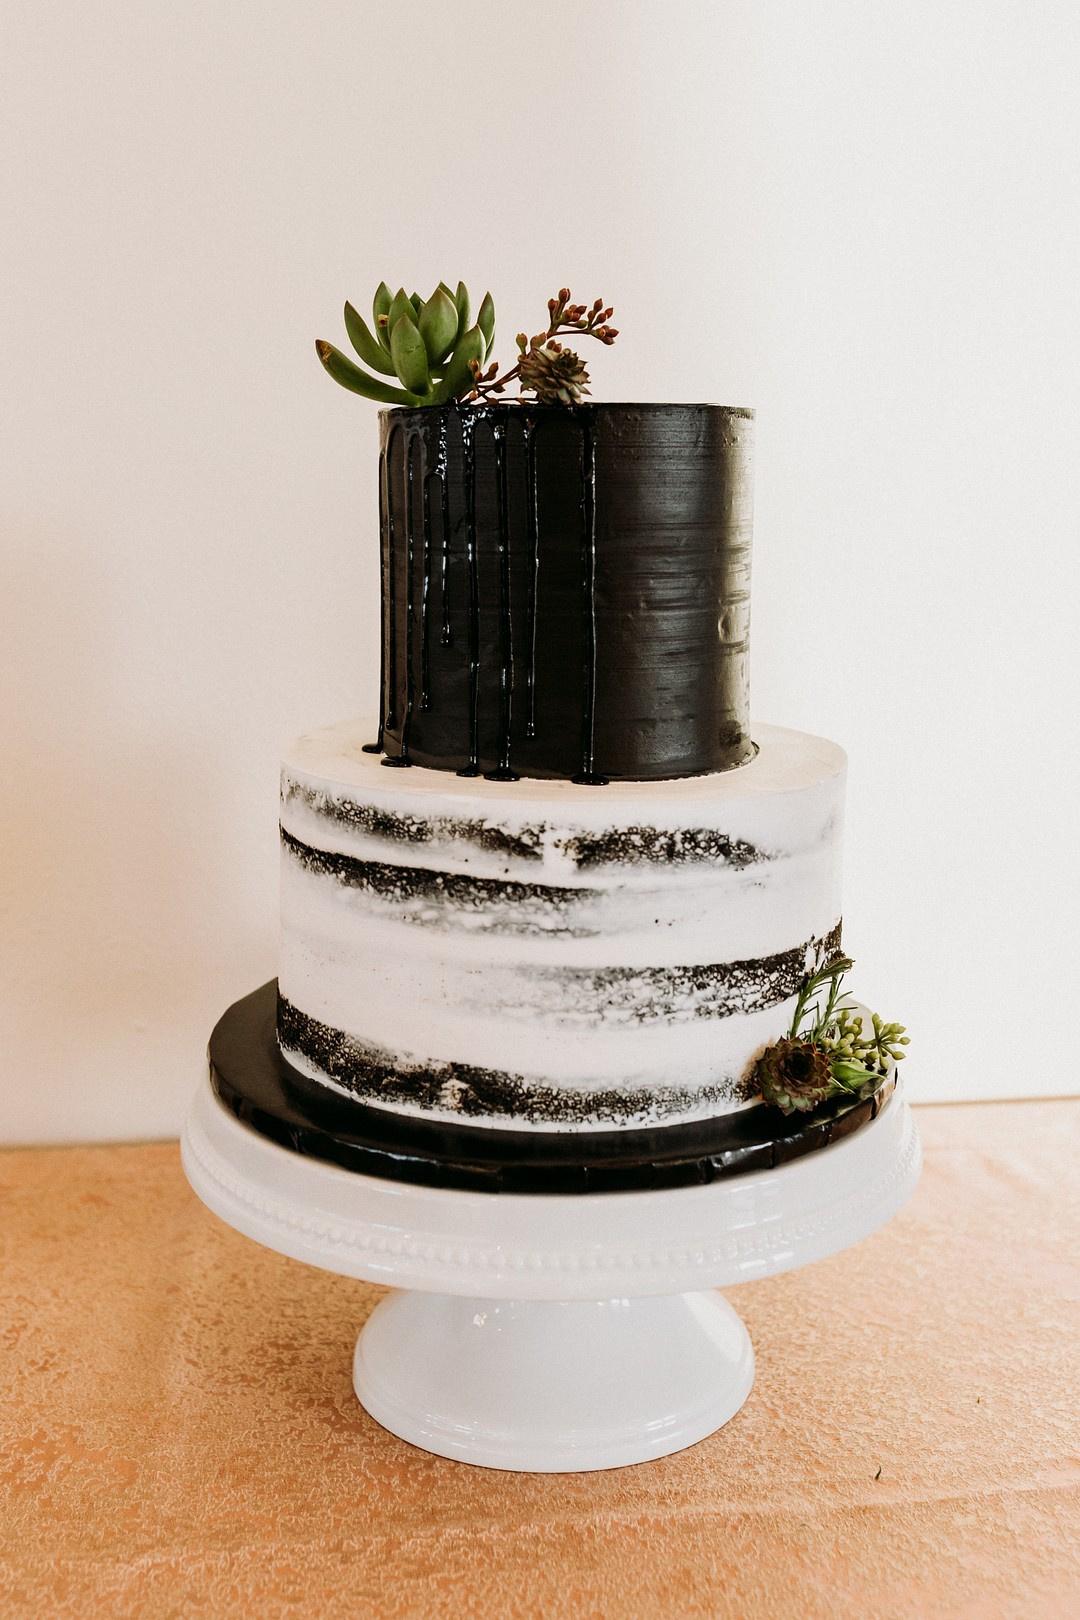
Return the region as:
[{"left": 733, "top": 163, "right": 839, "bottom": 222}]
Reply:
[{"left": 277, "top": 720, "right": 846, "bottom": 1132}]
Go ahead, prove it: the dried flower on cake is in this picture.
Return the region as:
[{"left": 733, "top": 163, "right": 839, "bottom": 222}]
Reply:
[
  {"left": 515, "top": 340, "right": 592, "bottom": 405},
  {"left": 754, "top": 1037, "right": 836, "bottom": 1113}
]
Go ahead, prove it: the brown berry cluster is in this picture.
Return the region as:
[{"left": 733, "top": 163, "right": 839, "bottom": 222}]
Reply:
[
  {"left": 469, "top": 286, "right": 619, "bottom": 402},
  {"left": 546, "top": 289, "right": 618, "bottom": 344}
]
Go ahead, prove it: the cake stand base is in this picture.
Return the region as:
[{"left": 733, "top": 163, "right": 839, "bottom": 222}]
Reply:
[
  {"left": 354, "top": 1289, "right": 754, "bottom": 1471},
  {"left": 182, "top": 1074, "right": 920, "bottom": 1473}
]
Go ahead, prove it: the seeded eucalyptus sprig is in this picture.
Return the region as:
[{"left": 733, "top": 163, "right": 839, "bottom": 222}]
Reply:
[
  {"left": 823, "top": 1007, "right": 910, "bottom": 1082},
  {"left": 316, "top": 280, "right": 495, "bottom": 405},
  {"left": 753, "top": 955, "right": 909, "bottom": 1115},
  {"left": 468, "top": 288, "right": 619, "bottom": 405}
]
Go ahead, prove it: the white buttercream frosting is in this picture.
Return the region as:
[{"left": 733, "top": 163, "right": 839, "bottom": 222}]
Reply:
[{"left": 277, "top": 720, "right": 846, "bottom": 1132}]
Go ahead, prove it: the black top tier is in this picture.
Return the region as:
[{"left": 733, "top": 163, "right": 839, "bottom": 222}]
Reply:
[{"left": 368, "top": 402, "right": 754, "bottom": 783}]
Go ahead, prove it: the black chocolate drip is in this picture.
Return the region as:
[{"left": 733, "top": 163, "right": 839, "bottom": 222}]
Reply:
[
  {"left": 572, "top": 414, "right": 606, "bottom": 785},
  {"left": 420, "top": 451, "right": 433, "bottom": 711},
  {"left": 458, "top": 410, "right": 481, "bottom": 777},
  {"left": 437, "top": 413, "right": 452, "bottom": 648},
  {"left": 362, "top": 447, "right": 389, "bottom": 753},
  {"left": 383, "top": 422, "right": 399, "bottom": 739},
  {"left": 524, "top": 417, "right": 540, "bottom": 739},
  {"left": 375, "top": 403, "right": 755, "bottom": 782},
  {"left": 389, "top": 429, "right": 418, "bottom": 766},
  {"left": 485, "top": 419, "right": 519, "bottom": 781}
]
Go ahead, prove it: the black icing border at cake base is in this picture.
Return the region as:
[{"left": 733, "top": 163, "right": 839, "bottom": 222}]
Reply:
[{"left": 207, "top": 982, "right": 895, "bottom": 1196}]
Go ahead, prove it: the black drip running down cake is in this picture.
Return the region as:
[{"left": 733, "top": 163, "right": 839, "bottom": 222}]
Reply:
[{"left": 210, "top": 283, "right": 907, "bottom": 1193}]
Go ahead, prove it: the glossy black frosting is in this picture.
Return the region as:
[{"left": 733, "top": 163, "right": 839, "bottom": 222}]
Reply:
[
  {"left": 369, "top": 402, "right": 754, "bottom": 782},
  {"left": 210, "top": 983, "right": 893, "bottom": 1196}
]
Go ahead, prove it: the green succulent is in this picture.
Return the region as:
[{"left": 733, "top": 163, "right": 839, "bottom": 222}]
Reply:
[
  {"left": 517, "top": 339, "right": 591, "bottom": 404},
  {"left": 316, "top": 281, "right": 495, "bottom": 406},
  {"left": 754, "top": 1037, "right": 836, "bottom": 1114}
]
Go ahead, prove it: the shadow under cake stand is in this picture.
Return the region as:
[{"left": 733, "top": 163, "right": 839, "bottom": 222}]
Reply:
[{"left": 182, "top": 984, "right": 922, "bottom": 1474}]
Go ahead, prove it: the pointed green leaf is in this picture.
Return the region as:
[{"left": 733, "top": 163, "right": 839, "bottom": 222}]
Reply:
[
  {"left": 389, "top": 287, "right": 414, "bottom": 335},
  {"left": 344, "top": 302, "right": 397, "bottom": 375},
  {"left": 410, "top": 291, "right": 424, "bottom": 317},
  {"left": 433, "top": 324, "right": 485, "bottom": 403},
  {"left": 390, "top": 314, "right": 431, "bottom": 395},
  {"left": 315, "top": 340, "right": 418, "bottom": 404},
  {"left": 830, "top": 1059, "right": 880, "bottom": 1088},
  {"left": 419, "top": 286, "right": 459, "bottom": 365},
  {"left": 477, "top": 291, "right": 495, "bottom": 359},
  {"left": 372, "top": 282, "right": 393, "bottom": 350},
  {"left": 453, "top": 281, "right": 471, "bottom": 344}
]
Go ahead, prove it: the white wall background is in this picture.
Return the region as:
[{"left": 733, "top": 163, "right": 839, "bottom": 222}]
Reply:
[{"left": 2, "top": 1, "right": 1077, "bottom": 1143}]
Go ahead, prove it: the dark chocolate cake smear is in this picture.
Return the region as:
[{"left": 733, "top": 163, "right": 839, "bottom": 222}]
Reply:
[{"left": 366, "top": 402, "right": 754, "bottom": 782}]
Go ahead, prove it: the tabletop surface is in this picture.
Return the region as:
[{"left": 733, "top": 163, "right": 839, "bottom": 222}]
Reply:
[{"left": 1, "top": 1100, "right": 1077, "bottom": 1620}]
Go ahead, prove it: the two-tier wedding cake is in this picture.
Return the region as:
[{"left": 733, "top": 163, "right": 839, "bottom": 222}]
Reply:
[
  {"left": 278, "top": 400, "right": 851, "bottom": 1142},
  {"left": 208, "top": 284, "right": 904, "bottom": 1195}
]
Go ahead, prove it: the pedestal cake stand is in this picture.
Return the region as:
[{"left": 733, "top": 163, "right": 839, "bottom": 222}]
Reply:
[{"left": 182, "top": 985, "right": 921, "bottom": 1473}]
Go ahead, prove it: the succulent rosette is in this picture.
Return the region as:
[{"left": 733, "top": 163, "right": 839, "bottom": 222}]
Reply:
[
  {"left": 754, "top": 1038, "right": 837, "bottom": 1114},
  {"left": 516, "top": 339, "right": 592, "bottom": 404},
  {"left": 317, "top": 280, "right": 495, "bottom": 406}
]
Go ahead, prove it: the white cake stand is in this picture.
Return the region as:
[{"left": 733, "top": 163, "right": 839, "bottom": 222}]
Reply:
[{"left": 182, "top": 1075, "right": 920, "bottom": 1473}]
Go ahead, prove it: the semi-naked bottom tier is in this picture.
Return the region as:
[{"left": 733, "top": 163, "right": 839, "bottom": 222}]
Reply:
[{"left": 278, "top": 721, "right": 845, "bottom": 1133}]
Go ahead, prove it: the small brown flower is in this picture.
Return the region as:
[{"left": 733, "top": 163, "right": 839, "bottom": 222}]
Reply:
[
  {"left": 517, "top": 341, "right": 591, "bottom": 405},
  {"left": 754, "top": 1038, "right": 836, "bottom": 1114}
]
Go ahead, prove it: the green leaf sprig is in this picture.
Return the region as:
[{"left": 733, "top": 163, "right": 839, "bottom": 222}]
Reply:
[
  {"left": 316, "top": 280, "right": 495, "bottom": 406},
  {"left": 754, "top": 954, "right": 909, "bottom": 1114}
]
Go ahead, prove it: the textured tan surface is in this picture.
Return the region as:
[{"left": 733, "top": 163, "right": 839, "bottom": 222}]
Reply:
[{"left": 1, "top": 1101, "right": 1078, "bottom": 1620}]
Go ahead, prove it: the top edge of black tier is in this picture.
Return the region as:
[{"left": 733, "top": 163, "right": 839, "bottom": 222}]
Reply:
[
  {"left": 379, "top": 402, "right": 756, "bottom": 419},
  {"left": 369, "top": 401, "right": 755, "bottom": 783},
  {"left": 207, "top": 982, "right": 894, "bottom": 1196}
]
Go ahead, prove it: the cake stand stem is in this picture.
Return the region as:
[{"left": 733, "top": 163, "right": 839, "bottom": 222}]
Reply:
[{"left": 353, "top": 1288, "right": 755, "bottom": 1473}]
